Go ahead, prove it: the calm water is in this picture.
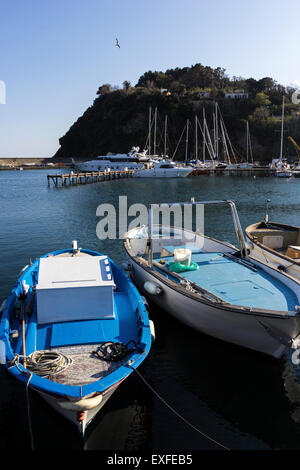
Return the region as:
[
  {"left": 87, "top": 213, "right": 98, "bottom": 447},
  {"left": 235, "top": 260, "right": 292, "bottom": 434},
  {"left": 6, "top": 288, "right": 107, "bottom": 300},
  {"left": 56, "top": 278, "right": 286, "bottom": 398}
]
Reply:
[{"left": 1, "top": 169, "right": 300, "bottom": 450}]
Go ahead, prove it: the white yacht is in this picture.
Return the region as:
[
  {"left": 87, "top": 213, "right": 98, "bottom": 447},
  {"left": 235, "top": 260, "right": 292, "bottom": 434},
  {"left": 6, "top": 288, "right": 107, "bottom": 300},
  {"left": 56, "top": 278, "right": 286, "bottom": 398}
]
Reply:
[
  {"left": 72, "top": 147, "right": 148, "bottom": 172},
  {"left": 133, "top": 159, "right": 193, "bottom": 178}
]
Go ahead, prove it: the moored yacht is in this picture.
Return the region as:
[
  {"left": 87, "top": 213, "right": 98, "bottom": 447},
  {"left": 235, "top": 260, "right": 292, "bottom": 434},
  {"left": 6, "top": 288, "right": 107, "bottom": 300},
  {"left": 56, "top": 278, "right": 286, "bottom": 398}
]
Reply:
[
  {"left": 72, "top": 147, "right": 148, "bottom": 172},
  {"left": 133, "top": 159, "right": 193, "bottom": 178}
]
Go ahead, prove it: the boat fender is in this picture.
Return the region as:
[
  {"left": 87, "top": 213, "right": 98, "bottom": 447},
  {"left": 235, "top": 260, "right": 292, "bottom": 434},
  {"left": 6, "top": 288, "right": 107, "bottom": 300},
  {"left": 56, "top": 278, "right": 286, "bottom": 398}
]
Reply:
[
  {"left": 149, "top": 320, "right": 156, "bottom": 342},
  {"left": 141, "top": 295, "right": 148, "bottom": 308},
  {"left": 0, "top": 298, "right": 6, "bottom": 314},
  {"left": 245, "top": 242, "right": 254, "bottom": 254},
  {"left": 58, "top": 394, "right": 103, "bottom": 411},
  {"left": 121, "top": 261, "right": 132, "bottom": 271},
  {"left": 0, "top": 340, "right": 6, "bottom": 365},
  {"left": 144, "top": 281, "right": 162, "bottom": 295},
  {"left": 277, "top": 265, "right": 286, "bottom": 272},
  {"left": 9, "top": 330, "right": 19, "bottom": 339}
]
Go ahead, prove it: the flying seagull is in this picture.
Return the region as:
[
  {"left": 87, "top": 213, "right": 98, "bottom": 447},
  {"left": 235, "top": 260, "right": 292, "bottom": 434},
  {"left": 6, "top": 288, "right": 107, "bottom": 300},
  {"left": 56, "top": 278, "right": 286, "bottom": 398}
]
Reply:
[{"left": 115, "top": 38, "right": 120, "bottom": 48}]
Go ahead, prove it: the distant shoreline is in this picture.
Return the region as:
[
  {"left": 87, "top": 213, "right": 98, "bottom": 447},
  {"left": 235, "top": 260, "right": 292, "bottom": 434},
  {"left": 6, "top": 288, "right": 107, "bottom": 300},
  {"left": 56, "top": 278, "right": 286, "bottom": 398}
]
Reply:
[{"left": 0, "top": 157, "right": 70, "bottom": 170}]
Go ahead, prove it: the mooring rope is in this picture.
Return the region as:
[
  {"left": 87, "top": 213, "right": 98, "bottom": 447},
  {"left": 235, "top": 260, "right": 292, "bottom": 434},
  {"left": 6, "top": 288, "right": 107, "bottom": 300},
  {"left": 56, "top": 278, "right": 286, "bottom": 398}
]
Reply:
[
  {"left": 8, "top": 350, "right": 229, "bottom": 450},
  {"left": 132, "top": 367, "right": 231, "bottom": 451},
  {"left": 7, "top": 355, "right": 35, "bottom": 449},
  {"left": 7, "top": 351, "right": 72, "bottom": 450}
]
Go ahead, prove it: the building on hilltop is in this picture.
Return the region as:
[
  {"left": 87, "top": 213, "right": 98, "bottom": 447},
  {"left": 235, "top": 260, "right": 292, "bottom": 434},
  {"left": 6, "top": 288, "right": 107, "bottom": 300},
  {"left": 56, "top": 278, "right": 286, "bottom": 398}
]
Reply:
[{"left": 225, "top": 90, "right": 248, "bottom": 100}]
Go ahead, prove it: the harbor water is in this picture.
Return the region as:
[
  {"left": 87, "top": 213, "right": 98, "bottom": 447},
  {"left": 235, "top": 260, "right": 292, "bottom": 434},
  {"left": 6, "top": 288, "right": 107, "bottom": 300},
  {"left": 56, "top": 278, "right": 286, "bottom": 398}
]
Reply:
[{"left": 1, "top": 169, "right": 300, "bottom": 450}]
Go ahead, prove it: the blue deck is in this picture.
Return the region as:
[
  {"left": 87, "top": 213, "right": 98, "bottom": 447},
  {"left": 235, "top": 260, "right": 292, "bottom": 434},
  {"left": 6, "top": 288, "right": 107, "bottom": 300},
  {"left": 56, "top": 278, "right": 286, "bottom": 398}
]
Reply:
[
  {"left": 36, "top": 292, "right": 139, "bottom": 351},
  {"left": 156, "top": 250, "right": 298, "bottom": 312}
]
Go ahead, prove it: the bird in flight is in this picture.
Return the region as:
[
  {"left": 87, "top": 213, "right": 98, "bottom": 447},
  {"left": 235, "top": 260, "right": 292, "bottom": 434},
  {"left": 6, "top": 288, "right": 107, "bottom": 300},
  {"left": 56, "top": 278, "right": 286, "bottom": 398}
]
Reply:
[{"left": 115, "top": 38, "right": 120, "bottom": 48}]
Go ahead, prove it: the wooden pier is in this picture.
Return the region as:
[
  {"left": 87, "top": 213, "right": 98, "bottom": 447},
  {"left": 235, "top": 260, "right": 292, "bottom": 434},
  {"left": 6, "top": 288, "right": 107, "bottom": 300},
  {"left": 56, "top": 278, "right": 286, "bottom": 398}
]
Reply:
[{"left": 47, "top": 169, "right": 135, "bottom": 187}]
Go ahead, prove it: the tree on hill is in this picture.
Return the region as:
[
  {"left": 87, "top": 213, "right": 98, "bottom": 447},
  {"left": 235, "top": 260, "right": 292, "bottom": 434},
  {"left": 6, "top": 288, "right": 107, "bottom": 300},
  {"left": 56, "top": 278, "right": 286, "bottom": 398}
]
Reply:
[
  {"left": 96, "top": 84, "right": 112, "bottom": 96},
  {"left": 252, "top": 92, "right": 271, "bottom": 107}
]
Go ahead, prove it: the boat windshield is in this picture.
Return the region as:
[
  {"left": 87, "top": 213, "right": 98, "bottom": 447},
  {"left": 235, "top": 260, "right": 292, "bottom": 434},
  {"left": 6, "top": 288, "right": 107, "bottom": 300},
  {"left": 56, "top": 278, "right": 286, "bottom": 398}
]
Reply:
[{"left": 126, "top": 200, "right": 247, "bottom": 266}]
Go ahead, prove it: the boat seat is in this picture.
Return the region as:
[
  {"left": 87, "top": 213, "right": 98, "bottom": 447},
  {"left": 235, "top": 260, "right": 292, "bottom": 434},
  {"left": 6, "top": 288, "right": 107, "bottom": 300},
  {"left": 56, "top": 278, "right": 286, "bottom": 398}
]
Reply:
[
  {"left": 251, "top": 229, "right": 298, "bottom": 249},
  {"left": 262, "top": 235, "right": 284, "bottom": 249}
]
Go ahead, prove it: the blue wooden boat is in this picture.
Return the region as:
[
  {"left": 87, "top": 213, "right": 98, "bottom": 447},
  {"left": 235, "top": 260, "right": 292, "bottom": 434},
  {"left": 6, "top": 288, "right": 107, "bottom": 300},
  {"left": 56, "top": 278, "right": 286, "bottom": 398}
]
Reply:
[{"left": 0, "top": 243, "right": 152, "bottom": 435}]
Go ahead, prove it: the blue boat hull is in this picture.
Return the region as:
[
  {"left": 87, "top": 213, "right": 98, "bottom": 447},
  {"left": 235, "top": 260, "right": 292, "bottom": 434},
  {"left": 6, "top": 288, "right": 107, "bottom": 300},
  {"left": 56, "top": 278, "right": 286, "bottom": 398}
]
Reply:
[{"left": 0, "top": 248, "right": 152, "bottom": 434}]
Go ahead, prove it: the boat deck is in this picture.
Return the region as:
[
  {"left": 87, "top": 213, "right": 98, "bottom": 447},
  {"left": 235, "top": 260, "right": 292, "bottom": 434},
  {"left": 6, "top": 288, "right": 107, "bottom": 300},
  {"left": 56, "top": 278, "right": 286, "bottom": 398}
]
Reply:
[
  {"left": 29, "top": 292, "right": 139, "bottom": 386},
  {"left": 154, "top": 249, "right": 298, "bottom": 312},
  {"left": 48, "top": 344, "right": 126, "bottom": 386}
]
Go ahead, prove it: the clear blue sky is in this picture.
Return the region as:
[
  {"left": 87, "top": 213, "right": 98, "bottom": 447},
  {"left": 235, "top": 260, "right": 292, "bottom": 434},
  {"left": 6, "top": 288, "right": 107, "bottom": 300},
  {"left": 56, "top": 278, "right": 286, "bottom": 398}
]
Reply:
[{"left": 0, "top": 0, "right": 299, "bottom": 158}]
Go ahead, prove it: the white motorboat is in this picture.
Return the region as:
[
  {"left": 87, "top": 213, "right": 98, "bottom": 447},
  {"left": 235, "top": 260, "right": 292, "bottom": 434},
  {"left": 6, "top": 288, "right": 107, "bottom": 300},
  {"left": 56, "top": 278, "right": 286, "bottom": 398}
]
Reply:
[
  {"left": 133, "top": 160, "right": 193, "bottom": 178},
  {"left": 72, "top": 147, "right": 148, "bottom": 172},
  {"left": 276, "top": 169, "right": 293, "bottom": 178},
  {"left": 124, "top": 200, "right": 300, "bottom": 358}
]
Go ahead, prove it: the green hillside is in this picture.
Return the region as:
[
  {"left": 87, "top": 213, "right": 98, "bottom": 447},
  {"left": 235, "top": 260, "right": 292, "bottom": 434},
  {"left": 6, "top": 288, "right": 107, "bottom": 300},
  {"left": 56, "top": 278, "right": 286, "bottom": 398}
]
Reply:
[{"left": 53, "top": 63, "right": 300, "bottom": 163}]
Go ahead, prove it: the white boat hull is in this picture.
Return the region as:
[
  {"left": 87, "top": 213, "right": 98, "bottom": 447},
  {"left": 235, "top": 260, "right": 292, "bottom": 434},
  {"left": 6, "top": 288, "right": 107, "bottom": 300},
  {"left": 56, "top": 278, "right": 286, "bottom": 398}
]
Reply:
[
  {"left": 128, "top": 258, "right": 300, "bottom": 358},
  {"left": 36, "top": 385, "right": 118, "bottom": 435},
  {"left": 133, "top": 168, "right": 192, "bottom": 178}
]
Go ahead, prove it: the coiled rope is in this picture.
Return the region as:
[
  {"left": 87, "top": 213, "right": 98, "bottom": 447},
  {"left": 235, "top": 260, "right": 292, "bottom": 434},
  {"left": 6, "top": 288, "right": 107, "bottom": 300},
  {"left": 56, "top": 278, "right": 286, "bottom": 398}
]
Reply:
[{"left": 25, "top": 351, "right": 73, "bottom": 377}]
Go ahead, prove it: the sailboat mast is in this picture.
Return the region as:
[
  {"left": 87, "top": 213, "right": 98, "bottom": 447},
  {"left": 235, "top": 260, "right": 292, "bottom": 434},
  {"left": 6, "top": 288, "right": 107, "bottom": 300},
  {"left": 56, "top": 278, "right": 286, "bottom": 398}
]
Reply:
[
  {"left": 220, "top": 119, "right": 230, "bottom": 164},
  {"left": 204, "top": 117, "right": 216, "bottom": 160},
  {"left": 213, "top": 113, "right": 216, "bottom": 159},
  {"left": 153, "top": 107, "right": 157, "bottom": 156},
  {"left": 148, "top": 106, "right": 152, "bottom": 157},
  {"left": 185, "top": 119, "right": 189, "bottom": 161},
  {"left": 280, "top": 96, "right": 285, "bottom": 161},
  {"left": 195, "top": 115, "right": 198, "bottom": 160},
  {"left": 203, "top": 108, "right": 206, "bottom": 161},
  {"left": 246, "top": 121, "right": 249, "bottom": 163},
  {"left": 164, "top": 115, "right": 168, "bottom": 156},
  {"left": 248, "top": 122, "right": 254, "bottom": 164},
  {"left": 215, "top": 102, "right": 219, "bottom": 161}
]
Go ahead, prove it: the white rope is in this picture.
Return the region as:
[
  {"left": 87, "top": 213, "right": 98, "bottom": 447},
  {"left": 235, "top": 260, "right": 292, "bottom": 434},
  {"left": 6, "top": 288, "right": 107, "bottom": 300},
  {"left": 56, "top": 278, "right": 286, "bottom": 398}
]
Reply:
[{"left": 25, "top": 350, "right": 73, "bottom": 377}]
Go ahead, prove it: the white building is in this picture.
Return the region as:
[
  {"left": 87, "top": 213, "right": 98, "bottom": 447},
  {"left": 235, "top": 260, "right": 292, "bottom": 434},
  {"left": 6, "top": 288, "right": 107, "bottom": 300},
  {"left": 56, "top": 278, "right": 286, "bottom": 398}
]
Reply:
[{"left": 225, "top": 90, "right": 248, "bottom": 100}]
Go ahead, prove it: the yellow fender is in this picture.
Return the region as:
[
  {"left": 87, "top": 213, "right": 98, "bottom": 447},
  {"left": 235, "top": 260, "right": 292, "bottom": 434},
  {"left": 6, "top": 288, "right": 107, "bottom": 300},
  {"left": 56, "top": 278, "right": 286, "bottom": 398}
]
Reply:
[{"left": 58, "top": 394, "right": 103, "bottom": 411}]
